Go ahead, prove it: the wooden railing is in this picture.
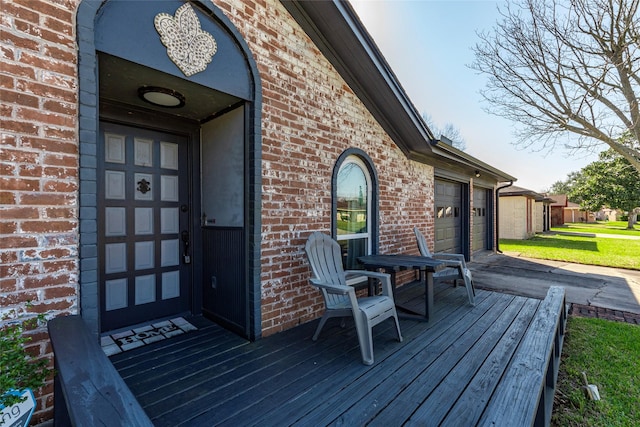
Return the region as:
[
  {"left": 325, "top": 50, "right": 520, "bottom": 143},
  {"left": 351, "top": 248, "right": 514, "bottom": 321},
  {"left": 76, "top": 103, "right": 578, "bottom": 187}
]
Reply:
[
  {"left": 48, "top": 315, "right": 153, "bottom": 426},
  {"left": 480, "top": 286, "right": 567, "bottom": 427}
]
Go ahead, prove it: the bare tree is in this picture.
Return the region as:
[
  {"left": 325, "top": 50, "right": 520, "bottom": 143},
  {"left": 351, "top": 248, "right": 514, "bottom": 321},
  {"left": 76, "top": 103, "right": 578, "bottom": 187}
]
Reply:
[
  {"left": 471, "top": 0, "right": 640, "bottom": 173},
  {"left": 422, "top": 113, "right": 467, "bottom": 150}
]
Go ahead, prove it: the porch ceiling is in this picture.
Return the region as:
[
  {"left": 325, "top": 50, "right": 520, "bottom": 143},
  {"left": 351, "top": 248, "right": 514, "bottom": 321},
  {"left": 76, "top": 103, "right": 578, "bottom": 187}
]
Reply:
[{"left": 98, "top": 53, "right": 241, "bottom": 122}]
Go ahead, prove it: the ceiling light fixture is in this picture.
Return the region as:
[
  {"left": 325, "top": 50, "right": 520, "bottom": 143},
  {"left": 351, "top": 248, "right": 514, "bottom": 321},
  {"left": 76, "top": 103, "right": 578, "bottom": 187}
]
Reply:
[
  {"left": 138, "top": 86, "right": 185, "bottom": 108},
  {"left": 475, "top": 170, "right": 481, "bottom": 178}
]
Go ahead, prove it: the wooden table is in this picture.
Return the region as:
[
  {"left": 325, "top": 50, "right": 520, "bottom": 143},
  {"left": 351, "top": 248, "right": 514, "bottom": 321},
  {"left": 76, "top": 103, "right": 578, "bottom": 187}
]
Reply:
[{"left": 357, "top": 254, "right": 445, "bottom": 321}]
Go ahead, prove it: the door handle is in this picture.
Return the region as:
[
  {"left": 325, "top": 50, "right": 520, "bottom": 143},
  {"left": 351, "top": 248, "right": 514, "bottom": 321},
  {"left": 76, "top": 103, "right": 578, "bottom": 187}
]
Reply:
[{"left": 181, "top": 230, "right": 191, "bottom": 264}]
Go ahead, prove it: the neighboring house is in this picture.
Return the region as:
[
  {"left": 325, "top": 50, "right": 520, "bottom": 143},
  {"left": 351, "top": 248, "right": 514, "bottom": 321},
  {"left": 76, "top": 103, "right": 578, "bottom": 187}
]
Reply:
[
  {"left": 564, "top": 202, "right": 594, "bottom": 223},
  {"left": 498, "top": 186, "right": 552, "bottom": 239},
  {"left": 596, "top": 208, "right": 620, "bottom": 221},
  {"left": 0, "top": 0, "right": 515, "bottom": 421},
  {"left": 596, "top": 208, "right": 640, "bottom": 223},
  {"left": 549, "top": 194, "right": 568, "bottom": 226},
  {"left": 535, "top": 195, "right": 555, "bottom": 233},
  {"left": 549, "top": 194, "right": 594, "bottom": 224}
]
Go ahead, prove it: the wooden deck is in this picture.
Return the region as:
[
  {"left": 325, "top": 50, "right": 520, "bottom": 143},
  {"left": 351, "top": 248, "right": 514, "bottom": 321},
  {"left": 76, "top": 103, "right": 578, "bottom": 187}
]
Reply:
[{"left": 110, "top": 282, "right": 566, "bottom": 426}]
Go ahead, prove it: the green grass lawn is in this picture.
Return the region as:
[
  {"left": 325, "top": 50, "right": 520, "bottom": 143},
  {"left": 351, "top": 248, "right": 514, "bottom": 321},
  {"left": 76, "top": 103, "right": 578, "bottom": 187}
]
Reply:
[
  {"left": 552, "top": 317, "right": 640, "bottom": 426},
  {"left": 552, "top": 221, "right": 640, "bottom": 236},
  {"left": 500, "top": 234, "right": 640, "bottom": 270}
]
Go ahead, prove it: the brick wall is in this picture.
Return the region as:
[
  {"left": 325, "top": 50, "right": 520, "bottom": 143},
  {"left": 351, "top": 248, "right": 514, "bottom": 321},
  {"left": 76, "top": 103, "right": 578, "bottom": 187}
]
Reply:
[
  {"left": 216, "top": 0, "right": 436, "bottom": 335},
  {"left": 1, "top": 0, "right": 80, "bottom": 422}
]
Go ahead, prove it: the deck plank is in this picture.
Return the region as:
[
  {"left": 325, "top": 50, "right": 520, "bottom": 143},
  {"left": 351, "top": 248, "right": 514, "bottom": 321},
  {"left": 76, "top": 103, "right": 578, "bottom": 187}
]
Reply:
[
  {"left": 268, "top": 298, "right": 492, "bottom": 425},
  {"left": 203, "top": 288, "right": 475, "bottom": 426},
  {"left": 410, "top": 296, "right": 538, "bottom": 424},
  {"left": 438, "top": 297, "right": 541, "bottom": 426},
  {"left": 362, "top": 293, "right": 516, "bottom": 427},
  {"left": 145, "top": 326, "right": 326, "bottom": 422},
  {"left": 157, "top": 325, "right": 373, "bottom": 426},
  {"left": 128, "top": 321, "right": 310, "bottom": 402},
  {"left": 113, "top": 326, "right": 243, "bottom": 379},
  {"left": 110, "top": 284, "right": 563, "bottom": 427},
  {"left": 223, "top": 288, "right": 481, "bottom": 427},
  {"left": 479, "top": 286, "right": 566, "bottom": 426}
]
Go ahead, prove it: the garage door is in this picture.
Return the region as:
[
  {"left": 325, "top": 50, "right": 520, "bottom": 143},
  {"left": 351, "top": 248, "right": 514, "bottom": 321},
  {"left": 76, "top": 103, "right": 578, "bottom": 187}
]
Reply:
[
  {"left": 473, "top": 188, "right": 488, "bottom": 251},
  {"left": 435, "top": 179, "right": 462, "bottom": 253}
]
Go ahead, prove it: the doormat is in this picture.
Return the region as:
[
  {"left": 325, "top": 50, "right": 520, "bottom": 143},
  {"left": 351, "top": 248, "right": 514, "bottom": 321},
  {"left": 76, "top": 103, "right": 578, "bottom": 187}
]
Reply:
[{"left": 101, "top": 317, "right": 197, "bottom": 356}]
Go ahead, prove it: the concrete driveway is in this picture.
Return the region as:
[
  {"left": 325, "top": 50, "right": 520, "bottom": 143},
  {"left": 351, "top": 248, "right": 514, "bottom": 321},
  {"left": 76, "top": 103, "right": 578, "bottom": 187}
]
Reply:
[{"left": 470, "top": 251, "right": 640, "bottom": 315}]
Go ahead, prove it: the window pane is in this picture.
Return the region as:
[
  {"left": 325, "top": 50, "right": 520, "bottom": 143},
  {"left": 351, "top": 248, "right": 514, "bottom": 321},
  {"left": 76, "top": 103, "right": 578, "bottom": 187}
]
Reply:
[
  {"left": 337, "top": 162, "right": 368, "bottom": 235},
  {"left": 339, "top": 238, "right": 368, "bottom": 270}
]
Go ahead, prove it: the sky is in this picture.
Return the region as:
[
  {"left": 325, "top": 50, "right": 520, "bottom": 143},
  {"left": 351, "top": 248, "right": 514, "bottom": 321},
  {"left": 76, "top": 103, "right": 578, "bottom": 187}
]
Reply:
[{"left": 350, "top": 0, "right": 600, "bottom": 193}]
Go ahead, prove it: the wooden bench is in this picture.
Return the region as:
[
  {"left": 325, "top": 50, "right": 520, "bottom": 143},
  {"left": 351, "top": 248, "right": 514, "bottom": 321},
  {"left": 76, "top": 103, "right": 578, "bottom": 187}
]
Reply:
[
  {"left": 480, "top": 286, "right": 567, "bottom": 427},
  {"left": 48, "top": 315, "right": 153, "bottom": 427}
]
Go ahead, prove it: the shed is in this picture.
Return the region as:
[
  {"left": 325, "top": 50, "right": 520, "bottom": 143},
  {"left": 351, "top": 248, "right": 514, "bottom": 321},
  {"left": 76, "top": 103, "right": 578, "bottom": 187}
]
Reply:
[{"left": 549, "top": 194, "right": 569, "bottom": 226}]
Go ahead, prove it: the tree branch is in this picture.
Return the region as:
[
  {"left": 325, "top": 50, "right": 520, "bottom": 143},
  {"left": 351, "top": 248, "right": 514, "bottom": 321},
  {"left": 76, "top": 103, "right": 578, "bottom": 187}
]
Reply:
[{"left": 470, "top": 0, "right": 640, "bottom": 174}]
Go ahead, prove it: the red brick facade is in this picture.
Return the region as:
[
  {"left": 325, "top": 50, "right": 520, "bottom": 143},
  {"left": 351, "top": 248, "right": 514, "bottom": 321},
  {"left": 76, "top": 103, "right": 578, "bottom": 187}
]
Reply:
[
  {"left": 1, "top": 0, "right": 79, "bottom": 421},
  {"left": 0, "top": 0, "right": 488, "bottom": 422},
  {"left": 213, "top": 0, "right": 436, "bottom": 335}
]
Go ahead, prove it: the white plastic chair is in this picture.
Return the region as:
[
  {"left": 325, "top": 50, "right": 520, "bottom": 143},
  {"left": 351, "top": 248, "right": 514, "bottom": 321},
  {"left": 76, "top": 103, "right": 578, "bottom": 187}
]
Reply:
[
  {"left": 414, "top": 227, "right": 475, "bottom": 305},
  {"left": 304, "top": 232, "right": 402, "bottom": 365}
]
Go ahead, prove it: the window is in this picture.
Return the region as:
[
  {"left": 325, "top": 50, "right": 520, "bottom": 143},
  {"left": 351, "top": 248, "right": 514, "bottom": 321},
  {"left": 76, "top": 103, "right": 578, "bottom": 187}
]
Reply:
[{"left": 335, "top": 155, "right": 373, "bottom": 270}]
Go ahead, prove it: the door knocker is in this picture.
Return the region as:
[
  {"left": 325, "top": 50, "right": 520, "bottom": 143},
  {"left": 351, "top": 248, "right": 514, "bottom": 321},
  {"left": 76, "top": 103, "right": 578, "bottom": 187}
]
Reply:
[{"left": 137, "top": 178, "right": 151, "bottom": 194}]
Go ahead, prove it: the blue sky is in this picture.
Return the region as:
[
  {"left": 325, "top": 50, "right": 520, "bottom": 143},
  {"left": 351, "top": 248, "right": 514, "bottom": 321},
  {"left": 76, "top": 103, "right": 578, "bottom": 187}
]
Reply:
[{"left": 350, "top": 0, "right": 600, "bottom": 192}]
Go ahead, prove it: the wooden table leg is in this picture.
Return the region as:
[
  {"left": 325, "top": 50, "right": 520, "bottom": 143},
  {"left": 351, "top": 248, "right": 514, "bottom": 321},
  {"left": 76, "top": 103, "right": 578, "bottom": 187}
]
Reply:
[
  {"left": 391, "top": 267, "right": 431, "bottom": 322},
  {"left": 425, "top": 270, "right": 434, "bottom": 321},
  {"left": 364, "top": 267, "right": 398, "bottom": 298},
  {"left": 388, "top": 269, "right": 398, "bottom": 299}
]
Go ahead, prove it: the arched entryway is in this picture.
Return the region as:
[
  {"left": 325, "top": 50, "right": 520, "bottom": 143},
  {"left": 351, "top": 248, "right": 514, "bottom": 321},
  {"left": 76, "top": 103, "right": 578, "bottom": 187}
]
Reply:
[{"left": 77, "top": 0, "right": 262, "bottom": 340}]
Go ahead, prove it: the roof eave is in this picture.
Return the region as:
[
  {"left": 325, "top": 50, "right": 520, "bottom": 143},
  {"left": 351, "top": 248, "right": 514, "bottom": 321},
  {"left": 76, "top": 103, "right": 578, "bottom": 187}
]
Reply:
[
  {"left": 280, "top": 1, "right": 519, "bottom": 184},
  {"left": 431, "top": 140, "right": 517, "bottom": 182}
]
